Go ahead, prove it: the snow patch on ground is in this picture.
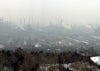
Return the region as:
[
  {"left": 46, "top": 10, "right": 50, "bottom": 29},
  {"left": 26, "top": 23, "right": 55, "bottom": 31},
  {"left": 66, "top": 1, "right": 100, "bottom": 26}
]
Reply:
[{"left": 90, "top": 56, "right": 100, "bottom": 65}]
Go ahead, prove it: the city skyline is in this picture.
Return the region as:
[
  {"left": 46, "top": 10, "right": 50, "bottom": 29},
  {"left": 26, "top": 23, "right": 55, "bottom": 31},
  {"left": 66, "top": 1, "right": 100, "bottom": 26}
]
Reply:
[{"left": 0, "top": 0, "right": 100, "bottom": 26}]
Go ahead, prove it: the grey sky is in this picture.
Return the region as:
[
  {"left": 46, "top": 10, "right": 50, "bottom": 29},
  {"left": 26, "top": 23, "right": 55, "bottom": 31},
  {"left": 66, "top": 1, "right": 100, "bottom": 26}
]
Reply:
[{"left": 0, "top": 0, "right": 100, "bottom": 25}]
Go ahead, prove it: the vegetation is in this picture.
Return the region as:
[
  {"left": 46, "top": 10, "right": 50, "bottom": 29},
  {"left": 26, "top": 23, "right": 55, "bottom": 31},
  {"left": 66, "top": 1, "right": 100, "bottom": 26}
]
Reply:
[{"left": 0, "top": 47, "right": 99, "bottom": 71}]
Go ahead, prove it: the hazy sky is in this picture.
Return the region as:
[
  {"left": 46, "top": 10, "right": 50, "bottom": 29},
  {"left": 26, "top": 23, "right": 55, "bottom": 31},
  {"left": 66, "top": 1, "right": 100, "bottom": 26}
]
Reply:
[{"left": 0, "top": 0, "right": 100, "bottom": 25}]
